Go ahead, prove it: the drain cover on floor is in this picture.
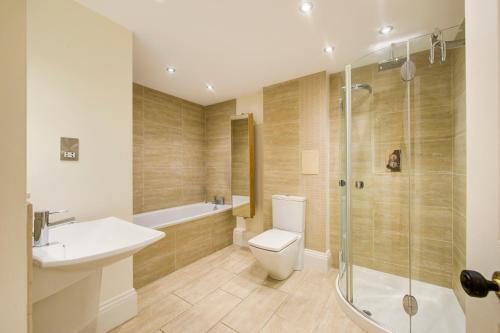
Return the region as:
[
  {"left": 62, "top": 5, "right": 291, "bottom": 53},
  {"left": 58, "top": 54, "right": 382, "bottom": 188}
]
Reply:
[{"left": 362, "top": 310, "right": 372, "bottom": 316}]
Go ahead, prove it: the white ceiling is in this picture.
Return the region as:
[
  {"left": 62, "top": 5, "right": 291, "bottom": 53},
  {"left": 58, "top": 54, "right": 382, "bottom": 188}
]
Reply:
[{"left": 77, "top": 0, "right": 464, "bottom": 106}]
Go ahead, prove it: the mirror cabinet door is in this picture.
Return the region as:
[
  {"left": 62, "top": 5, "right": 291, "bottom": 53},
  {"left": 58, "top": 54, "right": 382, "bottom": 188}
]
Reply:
[{"left": 231, "top": 113, "right": 255, "bottom": 218}]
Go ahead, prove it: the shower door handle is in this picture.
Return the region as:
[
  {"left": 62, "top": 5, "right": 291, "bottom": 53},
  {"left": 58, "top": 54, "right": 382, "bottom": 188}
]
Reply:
[
  {"left": 460, "top": 270, "right": 500, "bottom": 299},
  {"left": 355, "top": 181, "right": 364, "bottom": 189}
]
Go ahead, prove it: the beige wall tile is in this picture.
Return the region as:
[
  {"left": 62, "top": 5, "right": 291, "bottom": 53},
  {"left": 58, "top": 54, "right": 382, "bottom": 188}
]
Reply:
[
  {"left": 204, "top": 100, "right": 236, "bottom": 204},
  {"left": 133, "top": 211, "right": 236, "bottom": 288},
  {"left": 133, "top": 84, "right": 206, "bottom": 213},
  {"left": 133, "top": 228, "right": 176, "bottom": 289},
  {"left": 263, "top": 72, "right": 329, "bottom": 251}
]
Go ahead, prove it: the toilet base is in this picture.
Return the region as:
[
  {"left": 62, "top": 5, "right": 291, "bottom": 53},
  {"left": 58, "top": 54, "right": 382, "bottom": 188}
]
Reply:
[{"left": 249, "top": 237, "right": 302, "bottom": 280}]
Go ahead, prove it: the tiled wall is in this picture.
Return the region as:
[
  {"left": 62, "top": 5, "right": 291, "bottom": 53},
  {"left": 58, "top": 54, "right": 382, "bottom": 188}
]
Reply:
[
  {"left": 133, "top": 210, "right": 235, "bottom": 288},
  {"left": 329, "top": 50, "right": 465, "bottom": 288},
  {"left": 132, "top": 88, "right": 237, "bottom": 288},
  {"left": 451, "top": 47, "right": 467, "bottom": 310},
  {"left": 263, "top": 72, "right": 329, "bottom": 252},
  {"left": 205, "top": 100, "right": 236, "bottom": 204},
  {"left": 133, "top": 84, "right": 206, "bottom": 213}
]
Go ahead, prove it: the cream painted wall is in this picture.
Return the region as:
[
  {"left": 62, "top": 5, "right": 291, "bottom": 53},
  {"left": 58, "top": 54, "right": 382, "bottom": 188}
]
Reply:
[
  {"left": 464, "top": 0, "right": 500, "bottom": 331},
  {"left": 236, "top": 92, "right": 264, "bottom": 238},
  {"left": 0, "top": 1, "right": 27, "bottom": 332},
  {"left": 27, "top": 0, "right": 133, "bottom": 324}
]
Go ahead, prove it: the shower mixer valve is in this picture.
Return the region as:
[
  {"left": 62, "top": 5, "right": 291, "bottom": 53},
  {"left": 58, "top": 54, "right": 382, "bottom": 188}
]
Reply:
[{"left": 386, "top": 149, "right": 401, "bottom": 172}]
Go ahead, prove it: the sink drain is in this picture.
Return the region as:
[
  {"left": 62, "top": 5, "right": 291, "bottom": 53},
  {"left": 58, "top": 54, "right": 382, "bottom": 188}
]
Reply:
[{"left": 362, "top": 309, "right": 372, "bottom": 316}]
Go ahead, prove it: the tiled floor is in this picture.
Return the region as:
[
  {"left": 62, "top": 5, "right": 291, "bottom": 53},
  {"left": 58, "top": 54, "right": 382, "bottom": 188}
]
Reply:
[{"left": 111, "top": 245, "right": 364, "bottom": 333}]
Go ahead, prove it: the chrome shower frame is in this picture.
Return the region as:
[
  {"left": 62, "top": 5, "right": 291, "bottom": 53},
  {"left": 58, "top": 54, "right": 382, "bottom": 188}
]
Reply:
[{"left": 429, "top": 28, "right": 466, "bottom": 64}]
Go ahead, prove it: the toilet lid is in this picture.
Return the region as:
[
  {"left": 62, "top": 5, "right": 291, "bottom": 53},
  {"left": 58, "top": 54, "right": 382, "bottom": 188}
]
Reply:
[{"left": 248, "top": 229, "right": 299, "bottom": 252}]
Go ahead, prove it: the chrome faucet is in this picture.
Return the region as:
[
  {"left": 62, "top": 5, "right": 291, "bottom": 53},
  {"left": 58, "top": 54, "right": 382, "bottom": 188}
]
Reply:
[
  {"left": 33, "top": 210, "right": 76, "bottom": 247},
  {"left": 211, "top": 196, "right": 225, "bottom": 205}
]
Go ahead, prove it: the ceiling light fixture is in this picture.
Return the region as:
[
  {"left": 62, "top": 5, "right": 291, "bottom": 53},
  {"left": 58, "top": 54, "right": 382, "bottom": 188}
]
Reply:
[
  {"left": 324, "top": 45, "right": 335, "bottom": 54},
  {"left": 166, "top": 66, "right": 176, "bottom": 73},
  {"left": 378, "top": 25, "right": 394, "bottom": 35},
  {"left": 299, "top": 2, "right": 313, "bottom": 14},
  {"left": 206, "top": 84, "right": 215, "bottom": 92}
]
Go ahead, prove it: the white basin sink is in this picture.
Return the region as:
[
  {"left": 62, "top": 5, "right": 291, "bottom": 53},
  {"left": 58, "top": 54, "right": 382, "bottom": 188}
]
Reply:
[{"left": 32, "top": 216, "right": 164, "bottom": 272}]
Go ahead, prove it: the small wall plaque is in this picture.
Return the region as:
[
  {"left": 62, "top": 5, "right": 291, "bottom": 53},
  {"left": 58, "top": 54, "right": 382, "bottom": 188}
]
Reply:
[
  {"left": 60, "top": 137, "right": 79, "bottom": 161},
  {"left": 301, "top": 150, "right": 319, "bottom": 175}
]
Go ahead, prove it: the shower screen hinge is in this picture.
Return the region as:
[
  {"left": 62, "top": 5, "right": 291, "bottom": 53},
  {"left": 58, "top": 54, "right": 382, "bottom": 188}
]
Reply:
[{"left": 403, "top": 294, "right": 418, "bottom": 316}]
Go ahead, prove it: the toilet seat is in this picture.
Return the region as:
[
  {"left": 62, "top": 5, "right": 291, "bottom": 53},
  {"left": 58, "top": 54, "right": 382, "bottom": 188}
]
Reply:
[{"left": 248, "top": 229, "right": 298, "bottom": 252}]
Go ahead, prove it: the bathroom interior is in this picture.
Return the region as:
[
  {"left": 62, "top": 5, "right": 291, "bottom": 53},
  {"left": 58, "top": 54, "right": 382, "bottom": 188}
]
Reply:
[{"left": 2, "top": 0, "right": 500, "bottom": 333}]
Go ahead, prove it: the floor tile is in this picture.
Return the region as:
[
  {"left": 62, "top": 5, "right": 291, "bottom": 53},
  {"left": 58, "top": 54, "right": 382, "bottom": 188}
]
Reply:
[
  {"left": 218, "top": 248, "right": 255, "bottom": 274},
  {"left": 266, "top": 269, "right": 307, "bottom": 292},
  {"left": 222, "top": 286, "right": 288, "bottom": 333},
  {"left": 161, "top": 289, "right": 241, "bottom": 333},
  {"left": 315, "top": 291, "right": 365, "bottom": 333},
  {"left": 137, "top": 269, "right": 194, "bottom": 311},
  {"left": 236, "top": 261, "right": 269, "bottom": 285},
  {"left": 113, "top": 246, "right": 364, "bottom": 333},
  {"left": 174, "top": 267, "right": 235, "bottom": 304},
  {"left": 220, "top": 275, "right": 260, "bottom": 299},
  {"left": 275, "top": 271, "right": 333, "bottom": 332},
  {"left": 177, "top": 245, "right": 233, "bottom": 273},
  {"left": 261, "top": 314, "right": 302, "bottom": 333},
  {"left": 111, "top": 294, "right": 190, "bottom": 333},
  {"left": 207, "top": 322, "right": 237, "bottom": 333}
]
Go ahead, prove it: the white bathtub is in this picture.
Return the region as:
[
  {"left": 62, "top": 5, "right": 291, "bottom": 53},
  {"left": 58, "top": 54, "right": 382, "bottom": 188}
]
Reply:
[{"left": 133, "top": 202, "right": 232, "bottom": 229}]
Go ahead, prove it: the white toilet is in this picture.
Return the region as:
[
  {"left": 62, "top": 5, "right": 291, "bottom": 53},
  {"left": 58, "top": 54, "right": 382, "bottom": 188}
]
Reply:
[{"left": 248, "top": 195, "right": 306, "bottom": 280}]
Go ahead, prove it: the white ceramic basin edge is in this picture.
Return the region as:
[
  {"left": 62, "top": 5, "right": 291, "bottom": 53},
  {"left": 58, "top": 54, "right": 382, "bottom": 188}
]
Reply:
[{"left": 32, "top": 217, "right": 164, "bottom": 271}]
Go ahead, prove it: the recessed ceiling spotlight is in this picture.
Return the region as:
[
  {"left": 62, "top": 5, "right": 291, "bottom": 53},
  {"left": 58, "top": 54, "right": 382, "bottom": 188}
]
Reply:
[
  {"left": 166, "top": 66, "right": 176, "bottom": 73},
  {"left": 206, "top": 84, "right": 215, "bottom": 92},
  {"left": 324, "top": 45, "right": 335, "bottom": 54},
  {"left": 378, "top": 25, "right": 394, "bottom": 35},
  {"left": 299, "top": 2, "right": 313, "bottom": 14}
]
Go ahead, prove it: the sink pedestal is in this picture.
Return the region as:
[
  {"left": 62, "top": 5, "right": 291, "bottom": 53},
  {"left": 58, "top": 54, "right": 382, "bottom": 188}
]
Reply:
[
  {"left": 33, "top": 269, "right": 102, "bottom": 333},
  {"left": 31, "top": 217, "right": 164, "bottom": 333}
]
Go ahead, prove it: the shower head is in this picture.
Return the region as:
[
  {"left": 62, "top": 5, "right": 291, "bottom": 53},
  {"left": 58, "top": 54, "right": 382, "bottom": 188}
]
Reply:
[{"left": 378, "top": 57, "right": 407, "bottom": 72}]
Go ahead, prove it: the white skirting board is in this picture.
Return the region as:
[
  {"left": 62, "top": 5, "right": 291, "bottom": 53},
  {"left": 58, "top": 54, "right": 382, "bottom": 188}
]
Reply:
[
  {"left": 96, "top": 288, "right": 137, "bottom": 333},
  {"left": 303, "top": 248, "right": 331, "bottom": 272}
]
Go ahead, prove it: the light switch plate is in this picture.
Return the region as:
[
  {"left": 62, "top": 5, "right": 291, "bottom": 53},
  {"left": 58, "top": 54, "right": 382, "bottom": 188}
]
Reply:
[
  {"left": 60, "top": 137, "right": 79, "bottom": 161},
  {"left": 302, "top": 150, "right": 319, "bottom": 174}
]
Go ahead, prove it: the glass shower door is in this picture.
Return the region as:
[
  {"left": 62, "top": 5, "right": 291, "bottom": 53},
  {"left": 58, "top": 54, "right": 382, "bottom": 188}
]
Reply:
[
  {"left": 338, "top": 71, "right": 348, "bottom": 299},
  {"left": 339, "top": 24, "right": 466, "bottom": 333},
  {"left": 345, "top": 42, "right": 412, "bottom": 333},
  {"left": 407, "top": 27, "right": 466, "bottom": 333}
]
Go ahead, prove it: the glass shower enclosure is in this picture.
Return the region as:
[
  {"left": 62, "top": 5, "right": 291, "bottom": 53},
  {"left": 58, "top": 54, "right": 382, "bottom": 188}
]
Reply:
[{"left": 336, "top": 25, "right": 466, "bottom": 333}]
